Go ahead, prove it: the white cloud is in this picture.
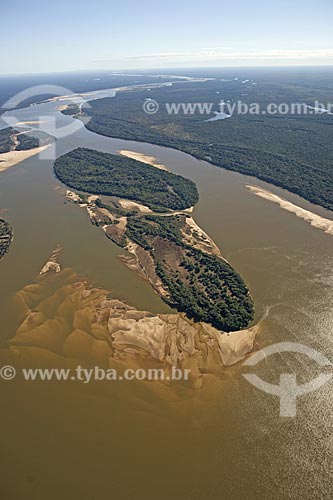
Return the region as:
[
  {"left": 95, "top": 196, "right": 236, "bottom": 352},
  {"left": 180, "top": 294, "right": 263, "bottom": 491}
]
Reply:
[{"left": 94, "top": 48, "right": 333, "bottom": 67}]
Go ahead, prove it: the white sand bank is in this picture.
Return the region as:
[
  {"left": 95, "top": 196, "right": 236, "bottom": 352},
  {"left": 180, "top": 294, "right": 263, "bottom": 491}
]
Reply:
[
  {"left": 246, "top": 185, "right": 333, "bottom": 236},
  {"left": 118, "top": 199, "right": 153, "bottom": 213},
  {"left": 118, "top": 150, "right": 169, "bottom": 171},
  {"left": 0, "top": 145, "right": 51, "bottom": 173}
]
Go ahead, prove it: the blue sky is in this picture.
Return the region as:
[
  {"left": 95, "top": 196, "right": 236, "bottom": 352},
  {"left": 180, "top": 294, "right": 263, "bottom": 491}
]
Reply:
[{"left": 1, "top": 0, "right": 332, "bottom": 74}]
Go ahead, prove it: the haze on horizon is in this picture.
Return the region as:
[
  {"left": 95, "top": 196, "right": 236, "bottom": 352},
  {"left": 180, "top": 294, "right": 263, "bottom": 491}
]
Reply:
[{"left": 1, "top": 0, "right": 332, "bottom": 75}]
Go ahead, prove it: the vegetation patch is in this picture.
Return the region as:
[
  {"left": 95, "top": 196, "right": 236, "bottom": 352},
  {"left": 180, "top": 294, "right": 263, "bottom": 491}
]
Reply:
[
  {"left": 0, "top": 218, "right": 13, "bottom": 260},
  {"left": 54, "top": 147, "right": 198, "bottom": 211}
]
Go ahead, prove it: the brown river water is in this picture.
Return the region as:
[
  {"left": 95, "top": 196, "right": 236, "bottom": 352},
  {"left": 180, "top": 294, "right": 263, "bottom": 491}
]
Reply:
[{"left": 0, "top": 94, "right": 332, "bottom": 500}]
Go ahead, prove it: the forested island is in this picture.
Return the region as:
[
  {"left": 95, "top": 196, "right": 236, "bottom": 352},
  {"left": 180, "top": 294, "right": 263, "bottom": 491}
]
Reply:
[
  {"left": 0, "top": 218, "right": 13, "bottom": 260},
  {"left": 72, "top": 78, "right": 333, "bottom": 211},
  {"left": 55, "top": 148, "right": 254, "bottom": 331},
  {"left": 55, "top": 147, "right": 198, "bottom": 211}
]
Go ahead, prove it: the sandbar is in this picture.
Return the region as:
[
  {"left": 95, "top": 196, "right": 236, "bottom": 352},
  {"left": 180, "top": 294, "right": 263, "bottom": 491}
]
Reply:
[
  {"left": 0, "top": 145, "right": 51, "bottom": 173},
  {"left": 118, "top": 150, "right": 169, "bottom": 171},
  {"left": 247, "top": 185, "right": 333, "bottom": 235}
]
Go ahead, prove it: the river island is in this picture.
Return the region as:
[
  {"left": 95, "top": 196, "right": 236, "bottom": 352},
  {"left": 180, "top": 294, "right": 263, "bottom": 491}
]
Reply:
[{"left": 54, "top": 147, "right": 254, "bottom": 332}]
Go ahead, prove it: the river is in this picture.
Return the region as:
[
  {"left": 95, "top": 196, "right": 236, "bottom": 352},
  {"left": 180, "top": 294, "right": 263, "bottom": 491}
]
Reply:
[{"left": 0, "top": 90, "right": 332, "bottom": 500}]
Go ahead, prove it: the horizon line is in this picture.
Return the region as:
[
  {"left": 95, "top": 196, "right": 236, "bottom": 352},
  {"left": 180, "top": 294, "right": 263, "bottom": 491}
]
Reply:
[{"left": 1, "top": 63, "right": 333, "bottom": 78}]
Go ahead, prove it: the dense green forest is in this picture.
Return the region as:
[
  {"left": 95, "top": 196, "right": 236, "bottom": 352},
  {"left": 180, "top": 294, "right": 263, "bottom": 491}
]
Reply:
[
  {"left": 0, "top": 218, "right": 13, "bottom": 259},
  {"left": 54, "top": 148, "right": 198, "bottom": 211},
  {"left": 82, "top": 77, "right": 333, "bottom": 211},
  {"left": 125, "top": 214, "right": 254, "bottom": 331}
]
